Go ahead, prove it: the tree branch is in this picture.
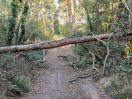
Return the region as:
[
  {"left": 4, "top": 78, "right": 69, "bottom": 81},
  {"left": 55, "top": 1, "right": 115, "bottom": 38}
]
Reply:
[
  {"left": 80, "top": 43, "right": 98, "bottom": 72},
  {"left": 94, "top": 36, "right": 110, "bottom": 75}
]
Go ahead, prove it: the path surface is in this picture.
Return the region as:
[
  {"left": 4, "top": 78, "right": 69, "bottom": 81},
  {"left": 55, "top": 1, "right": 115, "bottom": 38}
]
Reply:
[{"left": 20, "top": 45, "right": 110, "bottom": 99}]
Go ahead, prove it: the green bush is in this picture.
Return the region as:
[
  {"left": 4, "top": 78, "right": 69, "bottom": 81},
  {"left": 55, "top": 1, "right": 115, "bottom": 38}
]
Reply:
[
  {"left": 11, "top": 76, "right": 30, "bottom": 93},
  {"left": 117, "top": 60, "right": 132, "bottom": 76}
]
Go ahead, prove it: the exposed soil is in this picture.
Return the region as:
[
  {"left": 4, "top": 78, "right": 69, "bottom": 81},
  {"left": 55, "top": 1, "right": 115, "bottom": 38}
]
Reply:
[{"left": 20, "top": 45, "right": 110, "bottom": 99}]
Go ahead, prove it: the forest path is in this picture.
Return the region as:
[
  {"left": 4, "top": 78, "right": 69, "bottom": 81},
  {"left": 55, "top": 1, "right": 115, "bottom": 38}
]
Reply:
[{"left": 20, "top": 45, "right": 110, "bottom": 99}]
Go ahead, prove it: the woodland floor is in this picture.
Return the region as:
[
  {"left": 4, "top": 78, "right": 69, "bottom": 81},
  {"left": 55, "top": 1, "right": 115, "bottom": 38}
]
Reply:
[{"left": 19, "top": 45, "right": 110, "bottom": 99}]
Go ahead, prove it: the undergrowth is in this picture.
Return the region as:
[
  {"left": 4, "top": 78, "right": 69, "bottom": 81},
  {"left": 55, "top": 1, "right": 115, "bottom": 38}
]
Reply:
[
  {"left": 73, "top": 40, "right": 132, "bottom": 99},
  {"left": 105, "top": 80, "right": 132, "bottom": 99},
  {"left": 0, "top": 50, "right": 43, "bottom": 97}
]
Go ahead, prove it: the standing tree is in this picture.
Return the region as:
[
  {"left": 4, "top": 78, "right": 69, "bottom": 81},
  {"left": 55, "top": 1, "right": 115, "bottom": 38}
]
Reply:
[
  {"left": 117, "top": 0, "right": 129, "bottom": 35},
  {"left": 18, "top": 2, "right": 29, "bottom": 45},
  {"left": 5, "top": 0, "right": 19, "bottom": 45},
  {"left": 80, "top": 0, "right": 93, "bottom": 33},
  {"left": 53, "top": 11, "right": 61, "bottom": 35}
]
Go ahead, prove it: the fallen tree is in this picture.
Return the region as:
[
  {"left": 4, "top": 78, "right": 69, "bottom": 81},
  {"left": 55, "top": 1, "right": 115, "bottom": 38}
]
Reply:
[{"left": 0, "top": 32, "right": 131, "bottom": 53}]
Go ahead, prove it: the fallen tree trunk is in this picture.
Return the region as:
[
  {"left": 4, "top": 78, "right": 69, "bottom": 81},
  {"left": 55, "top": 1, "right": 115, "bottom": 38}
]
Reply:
[{"left": 0, "top": 33, "right": 130, "bottom": 53}]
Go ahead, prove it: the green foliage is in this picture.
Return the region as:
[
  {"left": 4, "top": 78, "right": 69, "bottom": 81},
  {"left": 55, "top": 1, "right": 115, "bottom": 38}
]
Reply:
[
  {"left": 0, "top": 50, "right": 43, "bottom": 96},
  {"left": 74, "top": 44, "right": 86, "bottom": 57},
  {"left": 11, "top": 76, "right": 30, "bottom": 93},
  {"left": 6, "top": 0, "right": 19, "bottom": 45},
  {"left": 105, "top": 81, "right": 132, "bottom": 99},
  {"left": 71, "top": 56, "right": 92, "bottom": 69},
  {"left": 117, "top": 60, "right": 132, "bottom": 76},
  {"left": 28, "top": 50, "right": 43, "bottom": 68},
  {"left": 53, "top": 12, "right": 61, "bottom": 35},
  {"left": 74, "top": 39, "right": 132, "bottom": 98},
  {"left": 73, "top": 45, "right": 93, "bottom": 69},
  {"left": 60, "top": 23, "right": 73, "bottom": 37},
  {"left": 26, "top": 20, "right": 48, "bottom": 41},
  {"left": 11, "top": 0, "right": 19, "bottom": 16}
]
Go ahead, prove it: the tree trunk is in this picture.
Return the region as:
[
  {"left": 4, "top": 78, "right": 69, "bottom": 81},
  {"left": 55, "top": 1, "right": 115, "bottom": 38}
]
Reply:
[
  {"left": 0, "top": 32, "right": 131, "bottom": 53},
  {"left": 53, "top": 11, "right": 61, "bottom": 35},
  {"left": 82, "top": 0, "right": 93, "bottom": 32},
  {"left": 66, "top": 0, "right": 71, "bottom": 23},
  {"left": 6, "top": 0, "right": 19, "bottom": 45},
  {"left": 18, "top": 2, "right": 29, "bottom": 45},
  {"left": 70, "top": 0, "right": 76, "bottom": 34}
]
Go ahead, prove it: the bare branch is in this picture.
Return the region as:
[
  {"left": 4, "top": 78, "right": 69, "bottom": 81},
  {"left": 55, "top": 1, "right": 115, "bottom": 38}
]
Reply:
[
  {"left": 93, "top": 36, "right": 110, "bottom": 75},
  {"left": 81, "top": 43, "right": 98, "bottom": 72}
]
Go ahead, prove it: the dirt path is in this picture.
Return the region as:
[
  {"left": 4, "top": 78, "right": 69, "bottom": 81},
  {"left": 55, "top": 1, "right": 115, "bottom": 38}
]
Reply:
[{"left": 20, "top": 45, "right": 110, "bottom": 99}]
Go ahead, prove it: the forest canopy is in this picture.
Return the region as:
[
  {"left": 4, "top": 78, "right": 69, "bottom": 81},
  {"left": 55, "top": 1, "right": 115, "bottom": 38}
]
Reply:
[{"left": 0, "top": 0, "right": 131, "bottom": 46}]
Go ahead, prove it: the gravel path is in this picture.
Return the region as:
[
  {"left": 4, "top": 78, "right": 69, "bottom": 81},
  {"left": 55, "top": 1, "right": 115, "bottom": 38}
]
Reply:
[{"left": 20, "top": 45, "right": 110, "bottom": 99}]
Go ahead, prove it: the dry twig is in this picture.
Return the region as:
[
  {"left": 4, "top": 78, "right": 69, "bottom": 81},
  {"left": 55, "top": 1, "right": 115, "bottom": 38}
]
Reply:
[{"left": 93, "top": 36, "right": 110, "bottom": 75}]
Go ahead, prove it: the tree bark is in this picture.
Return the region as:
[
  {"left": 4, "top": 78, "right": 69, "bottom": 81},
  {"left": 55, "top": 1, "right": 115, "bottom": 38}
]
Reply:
[{"left": 0, "top": 33, "right": 131, "bottom": 53}]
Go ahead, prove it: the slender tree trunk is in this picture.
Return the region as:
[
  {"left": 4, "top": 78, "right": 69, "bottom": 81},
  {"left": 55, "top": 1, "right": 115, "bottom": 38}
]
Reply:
[
  {"left": 70, "top": 0, "right": 76, "bottom": 34},
  {"left": 15, "top": 19, "right": 21, "bottom": 44},
  {"left": 85, "top": 9, "right": 93, "bottom": 32},
  {"left": 82, "top": 0, "right": 93, "bottom": 32},
  {"left": 53, "top": 11, "right": 61, "bottom": 35},
  {"left": 66, "top": 0, "right": 71, "bottom": 23},
  {"left": 18, "top": 2, "right": 29, "bottom": 45}
]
